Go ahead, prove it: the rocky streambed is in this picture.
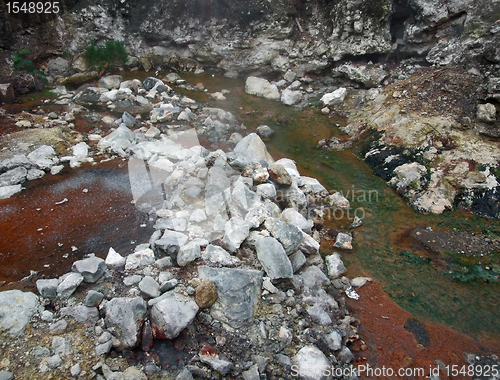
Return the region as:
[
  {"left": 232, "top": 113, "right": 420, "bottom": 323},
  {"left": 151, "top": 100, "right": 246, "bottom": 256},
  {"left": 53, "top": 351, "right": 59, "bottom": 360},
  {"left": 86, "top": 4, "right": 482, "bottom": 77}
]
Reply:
[{"left": 0, "top": 74, "right": 369, "bottom": 380}]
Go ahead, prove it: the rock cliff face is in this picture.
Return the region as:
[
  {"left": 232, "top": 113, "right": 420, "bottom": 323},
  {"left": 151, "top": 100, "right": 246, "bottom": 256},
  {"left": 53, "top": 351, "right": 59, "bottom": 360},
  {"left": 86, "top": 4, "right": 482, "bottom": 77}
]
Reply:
[{"left": 1, "top": 0, "right": 499, "bottom": 76}]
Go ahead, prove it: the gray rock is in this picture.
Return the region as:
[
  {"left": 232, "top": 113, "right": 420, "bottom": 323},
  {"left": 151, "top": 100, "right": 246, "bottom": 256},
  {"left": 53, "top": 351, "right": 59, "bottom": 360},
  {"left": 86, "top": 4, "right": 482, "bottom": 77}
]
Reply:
[
  {"left": 0, "top": 154, "right": 30, "bottom": 171},
  {"left": 47, "top": 57, "right": 69, "bottom": 77},
  {"left": 125, "top": 248, "right": 155, "bottom": 271},
  {"left": 256, "top": 125, "right": 274, "bottom": 137},
  {"left": 338, "top": 346, "right": 355, "bottom": 363},
  {"left": 199, "top": 354, "right": 233, "bottom": 376},
  {"left": 143, "top": 77, "right": 164, "bottom": 91},
  {"left": 27, "top": 145, "right": 58, "bottom": 170},
  {"left": 27, "top": 168, "right": 45, "bottom": 181},
  {"left": 176, "top": 367, "right": 194, "bottom": 380},
  {"left": 233, "top": 133, "right": 275, "bottom": 166},
  {"left": 255, "top": 236, "right": 293, "bottom": 280},
  {"left": 0, "top": 166, "right": 27, "bottom": 187},
  {"left": 292, "top": 346, "right": 332, "bottom": 380},
  {"left": 155, "top": 230, "right": 189, "bottom": 251},
  {"left": 177, "top": 242, "right": 201, "bottom": 267},
  {"left": 150, "top": 292, "right": 199, "bottom": 339},
  {"left": 95, "top": 340, "right": 113, "bottom": 356},
  {"left": 139, "top": 276, "right": 161, "bottom": 298},
  {"left": 160, "top": 279, "right": 178, "bottom": 292},
  {"left": 97, "top": 125, "right": 135, "bottom": 156},
  {"left": 321, "top": 88, "right": 347, "bottom": 106},
  {"left": 222, "top": 217, "right": 251, "bottom": 253},
  {"left": 49, "top": 319, "right": 67, "bottom": 334},
  {"left": 40, "top": 310, "right": 54, "bottom": 322},
  {"left": 256, "top": 183, "right": 276, "bottom": 199},
  {"left": 477, "top": 103, "right": 497, "bottom": 124},
  {"left": 121, "top": 111, "right": 137, "bottom": 127},
  {"left": 325, "top": 330, "right": 343, "bottom": 351},
  {"left": 105, "top": 247, "right": 126, "bottom": 271},
  {"left": 52, "top": 336, "right": 71, "bottom": 355},
  {"left": 281, "top": 88, "right": 303, "bottom": 105},
  {"left": 57, "top": 272, "right": 84, "bottom": 299},
  {"left": 0, "top": 371, "right": 13, "bottom": 380},
  {"left": 300, "top": 232, "right": 320, "bottom": 255},
  {"left": 0, "top": 290, "right": 39, "bottom": 337},
  {"left": 0, "top": 184, "right": 23, "bottom": 199},
  {"left": 71, "top": 363, "right": 82, "bottom": 377},
  {"left": 268, "top": 163, "right": 293, "bottom": 186},
  {"left": 301, "top": 176, "right": 327, "bottom": 194},
  {"left": 351, "top": 276, "right": 372, "bottom": 287},
  {"left": 252, "top": 355, "right": 271, "bottom": 373},
  {"left": 281, "top": 208, "right": 311, "bottom": 233},
  {"left": 33, "top": 346, "right": 51, "bottom": 358},
  {"left": 229, "top": 180, "right": 261, "bottom": 217},
  {"left": 333, "top": 63, "right": 387, "bottom": 88},
  {"left": 202, "top": 244, "right": 239, "bottom": 267},
  {"left": 276, "top": 354, "right": 292, "bottom": 371},
  {"left": 333, "top": 233, "right": 352, "bottom": 250},
  {"left": 36, "top": 278, "right": 59, "bottom": 299},
  {"left": 245, "top": 77, "right": 280, "bottom": 100},
  {"left": 72, "top": 255, "right": 106, "bottom": 283},
  {"left": 46, "top": 354, "right": 63, "bottom": 369},
  {"left": 264, "top": 218, "right": 303, "bottom": 254},
  {"left": 105, "top": 297, "right": 147, "bottom": 350},
  {"left": 205, "top": 166, "right": 232, "bottom": 216},
  {"left": 325, "top": 253, "right": 346, "bottom": 279},
  {"left": 98, "top": 75, "right": 122, "bottom": 90},
  {"left": 293, "top": 266, "right": 330, "bottom": 293},
  {"left": 60, "top": 305, "right": 99, "bottom": 325},
  {"left": 124, "top": 274, "right": 142, "bottom": 286},
  {"left": 290, "top": 250, "right": 307, "bottom": 273},
  {"left": 198, "top": 266, "right": 262, "bottom": 328},
  {"left": 85, "top": 290, "right": 104, "bottom": 307}
]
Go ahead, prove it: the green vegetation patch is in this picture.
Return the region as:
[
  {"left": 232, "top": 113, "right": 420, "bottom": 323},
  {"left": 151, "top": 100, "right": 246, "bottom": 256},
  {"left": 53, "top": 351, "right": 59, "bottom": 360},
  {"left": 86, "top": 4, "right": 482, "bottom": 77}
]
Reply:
[{"left": 83, "top": 40, "right": 128, "bottom": 70}]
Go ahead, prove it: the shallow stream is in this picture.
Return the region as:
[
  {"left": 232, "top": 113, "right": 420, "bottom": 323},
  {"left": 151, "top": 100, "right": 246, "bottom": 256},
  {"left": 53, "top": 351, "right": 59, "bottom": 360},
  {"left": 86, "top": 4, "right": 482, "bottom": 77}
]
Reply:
[{"left": 1, "top": 72, "right": 499, "bottom": 369}]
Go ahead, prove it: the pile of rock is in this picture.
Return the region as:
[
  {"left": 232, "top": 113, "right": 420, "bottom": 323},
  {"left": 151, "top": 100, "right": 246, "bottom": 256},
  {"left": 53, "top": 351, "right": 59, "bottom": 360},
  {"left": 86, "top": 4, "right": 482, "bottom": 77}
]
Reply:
[{"left": 0, "top": 87, "right": 366, "bottom": 378}]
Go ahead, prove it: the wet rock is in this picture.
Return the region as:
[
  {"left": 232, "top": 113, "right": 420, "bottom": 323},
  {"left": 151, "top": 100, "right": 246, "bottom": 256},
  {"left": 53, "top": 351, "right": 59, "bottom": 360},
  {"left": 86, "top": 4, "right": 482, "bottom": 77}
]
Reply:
[
  {"left": 264, "top": 218, "right": 303, "bottom": 254},
  {"left": 291, "top": 345, "right": 332, "bottom": 380},
  {"left": 85, "top": 290, "right": 104, "bottom": 307},
  {"left": 268, "top": 163, "right": 293, "bottom": 186},
  {"left": 333, "top": 233, "right": 353, "bottom": 250},
  {"left": 47, "top": 57, "right": 69, "bottom": 77},
  {"left": 57, "top": 272, "right": 84, "bottom": 299},
  {"left": 27, "top": 145, "right": 58, "bottom": 170},
  {"left": 149, "top": 292, "right": 199, "bottom": 339},
  {"left": 125, "top": 248, "right": 155, "bottom": 271},
  {"left": 477, "top": 103, "right": 497, "bottom": 124},
  {"left": 223, "top": 217, "right": 251, "bottom": 253},
  {"left": 36, "top": 278, "right": 59, "bottom": 299},
  {"left": 0, "top": 290, "right": 39, "bottom": 337},
  {"left": 105, "top": 247, "right": 126, "bottom": 271},
  {"left": 60, "top": 305, "right": 99, "bottom": 325},
  {"left": 321, "top": 88, "right": 347, "bottom": 106},
  {"left": 281, "top": 88, "right": 303, "bottom": 106},
  {"left": 404, "top": 318, "right": 430, "bottom": 347},
  {"left": 233, "top": 133, "right": 275, "bottom": 166},
  {"left": 325, "top": 253, "right": 346, "bottom": 279},
  {"left": 72, "top": 255, "right": 106, "bottom": 283},
  {"left": 255, "top": 236, "right": 293, "bottom": 280},
  {"left": 256, "top": 124, "right": 274, "bottom": 137},
  {"left": 104, "top": 297, "right": 147, "bottom": 350},
  {"left": 98, "top": 75, "right": 123, "bottom": 90},
  {"left": 245, "top": 77, "right": 280, "bottom": 101},
  {"left": 139, "top": 276, "right": 161, "bottom": 298},
  {"left": 195, "top": 280, "right": 218, "bottom": 308},
  {"left": 198, "top": 266, "right": 262, "bottom": 328},
  {"left": 0, "top": 184, "right": 23, "bottom": 199},
  {"left": 0, "top": 83, "right": 15, "bottom": 104}
]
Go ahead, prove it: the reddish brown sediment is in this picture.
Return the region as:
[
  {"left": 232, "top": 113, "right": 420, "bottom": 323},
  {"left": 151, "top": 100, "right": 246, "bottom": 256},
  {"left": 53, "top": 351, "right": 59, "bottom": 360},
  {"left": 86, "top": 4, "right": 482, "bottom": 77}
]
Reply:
[
  {"left": 347, "top": 281, "right": 500, "bottom": 380},
  {"left": 0, "top": 159, "right": 153, "bottom": 287}
]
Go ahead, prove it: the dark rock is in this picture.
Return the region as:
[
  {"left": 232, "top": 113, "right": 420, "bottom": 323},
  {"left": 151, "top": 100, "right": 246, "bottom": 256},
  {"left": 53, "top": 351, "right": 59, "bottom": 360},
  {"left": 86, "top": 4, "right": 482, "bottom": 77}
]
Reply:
[
  {"left": 404, "top": 318, "right": 430, "bottom": 347},
  {"left": 0, "top": 84, "right": 15, "bottom": 104}
]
